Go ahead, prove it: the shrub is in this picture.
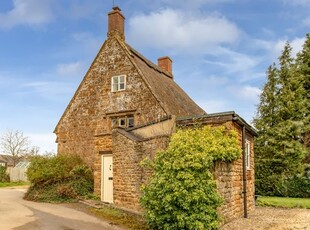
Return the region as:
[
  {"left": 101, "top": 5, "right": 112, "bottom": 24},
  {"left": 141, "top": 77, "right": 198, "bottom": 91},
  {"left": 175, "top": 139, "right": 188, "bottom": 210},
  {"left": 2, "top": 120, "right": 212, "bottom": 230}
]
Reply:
[
  {"left": 25, "top": 154, "right": 93, "bottom": 202},
  {"left": 274, "top": 166, "right": 310, "bottom": 198},
  {"left": 141, "top": 126, "right": 241, "bottom": 230},
  {"left": 0, "top": 165, "right": 10, "bottom": 182}
]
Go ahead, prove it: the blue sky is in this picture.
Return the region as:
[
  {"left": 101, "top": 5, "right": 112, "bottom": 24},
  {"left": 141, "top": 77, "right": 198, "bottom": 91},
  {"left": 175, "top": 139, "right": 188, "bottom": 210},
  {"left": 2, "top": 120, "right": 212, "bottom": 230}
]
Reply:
[{"left": 0, "top": 0, "right": 309, "bottom": 153}]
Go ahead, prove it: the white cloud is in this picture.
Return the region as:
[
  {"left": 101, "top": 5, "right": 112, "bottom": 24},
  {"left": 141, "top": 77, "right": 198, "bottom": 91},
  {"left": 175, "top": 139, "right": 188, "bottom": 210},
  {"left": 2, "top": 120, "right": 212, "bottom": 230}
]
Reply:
[
  {"left": 303, "top": 17, "right": 310, "bottom": 27},
  {"left": 27, "top": 133, "right": 57, "bottom": 153},
  {"left": 273, "top": 37, "right": 305, "bottom": 58},
  {"left": 72, "top": 32, "right": 102, "bottom": 55},
  {"left": 232, "top": 85, "right": 261, "bottom": 102},
  {"left": 203, "top": 75, "right": 230, "bottom": 86},
  {"left": 291, "top": 38, "right": 305, "bottom": 55},
  {"left": 253, "top": 36, "right": 305, "bottom": 62},
  {"left": 20, "top": 81, "right": 75, "bottom": 101},
  {"left": 159, "top": 0, "right": 234, "bottom": 8},
  {"left": 56, "top": 62, "right": 83, "bottom": 76},
  {"left": 0, "top": 0, "right": 53, "bottom": 29},
  {"left": 203, "top": 48, "right": 262, "bottom": 82},
  {"left": 283, "top": 0, "right": 310, "bottom": 6},
  {"left": 127, "top": 8, "right": 241, "bottom": 54},
  {"left": 196, "top": 99, "right": 228, "bottom": 113}
]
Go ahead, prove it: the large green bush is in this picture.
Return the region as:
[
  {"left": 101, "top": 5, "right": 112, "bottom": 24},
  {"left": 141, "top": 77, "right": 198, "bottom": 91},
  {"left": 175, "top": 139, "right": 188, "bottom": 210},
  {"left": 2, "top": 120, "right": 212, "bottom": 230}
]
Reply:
[
  {"left": 25, "top": 154, "right": 93, "bottom": 202},
  {"left": 273, "top": 166, "right": 310, "bottom": 198},
  {"left": 0, "top": 165, "right": 10, "bottom": 182},
  {"left": 141, "top": 126, "right": 241, "bottom": 230}
]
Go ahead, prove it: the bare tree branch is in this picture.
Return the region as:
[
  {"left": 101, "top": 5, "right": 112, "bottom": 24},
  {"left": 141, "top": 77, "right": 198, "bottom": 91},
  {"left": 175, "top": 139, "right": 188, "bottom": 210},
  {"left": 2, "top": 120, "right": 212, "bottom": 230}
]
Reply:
[{"left": 0, "top": 130, "right": 30, "bottom": 166}]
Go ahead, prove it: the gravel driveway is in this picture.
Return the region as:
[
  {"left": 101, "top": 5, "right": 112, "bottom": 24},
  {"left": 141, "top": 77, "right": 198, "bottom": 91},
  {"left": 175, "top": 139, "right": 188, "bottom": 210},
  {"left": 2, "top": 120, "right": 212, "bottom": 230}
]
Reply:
[{"left": 220, "top": 206, "right": 310, "bottom": 230}]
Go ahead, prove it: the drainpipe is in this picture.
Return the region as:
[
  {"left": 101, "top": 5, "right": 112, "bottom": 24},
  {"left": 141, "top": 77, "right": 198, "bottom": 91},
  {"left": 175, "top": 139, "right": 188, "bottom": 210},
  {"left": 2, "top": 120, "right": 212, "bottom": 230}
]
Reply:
[{"left": 242, "top": 125, "right": 248, "bottom": 218}]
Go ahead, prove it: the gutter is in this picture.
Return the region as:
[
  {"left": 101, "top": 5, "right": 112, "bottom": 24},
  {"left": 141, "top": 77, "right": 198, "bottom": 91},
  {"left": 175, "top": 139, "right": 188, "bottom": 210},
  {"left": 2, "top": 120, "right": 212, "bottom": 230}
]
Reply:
[
  {"left": 242, "top": 125, "right": 248, "bottom": 218},
  {"left": 232, "top": 114, "right": 249, "bottom": 218}
]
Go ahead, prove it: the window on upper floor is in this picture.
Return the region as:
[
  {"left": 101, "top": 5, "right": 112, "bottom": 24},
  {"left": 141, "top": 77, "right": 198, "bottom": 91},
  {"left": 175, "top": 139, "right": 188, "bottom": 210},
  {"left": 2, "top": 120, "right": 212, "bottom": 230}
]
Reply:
[
  {"left": 111, "top": 115, "right": 134, "bottom": 128},
  {"left": 246, "top": 140, "right": 251, "bottom": 170},
  {"left": 111, "top": 75, "right": 126, "bottom": 92}
]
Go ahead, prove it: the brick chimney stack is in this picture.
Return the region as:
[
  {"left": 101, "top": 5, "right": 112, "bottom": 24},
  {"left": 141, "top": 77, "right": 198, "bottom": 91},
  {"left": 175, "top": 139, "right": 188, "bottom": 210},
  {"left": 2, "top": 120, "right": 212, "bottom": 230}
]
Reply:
[
  {"left": 108, "top": 6, "right": 125, "bottom": 40},
  {"left": 158, "top": 56, "right": 173, "bottom": 76}
]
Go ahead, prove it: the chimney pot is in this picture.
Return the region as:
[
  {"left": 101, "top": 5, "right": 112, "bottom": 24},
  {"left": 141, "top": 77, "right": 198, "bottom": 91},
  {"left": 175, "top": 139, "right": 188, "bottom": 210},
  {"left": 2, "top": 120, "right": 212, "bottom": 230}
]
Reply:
[
  {"left": 158, "top": 56, "right": 173, "bottom": 76},
  {"left": 108, "top": 6, "right": 125, "bottom": 40}
]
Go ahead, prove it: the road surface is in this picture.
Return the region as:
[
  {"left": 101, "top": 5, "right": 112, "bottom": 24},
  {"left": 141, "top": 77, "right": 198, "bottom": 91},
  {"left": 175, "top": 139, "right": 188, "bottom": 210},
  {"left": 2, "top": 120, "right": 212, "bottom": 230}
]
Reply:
[{"left": 0, "top": 187, "right": 124, "bottom": 230}]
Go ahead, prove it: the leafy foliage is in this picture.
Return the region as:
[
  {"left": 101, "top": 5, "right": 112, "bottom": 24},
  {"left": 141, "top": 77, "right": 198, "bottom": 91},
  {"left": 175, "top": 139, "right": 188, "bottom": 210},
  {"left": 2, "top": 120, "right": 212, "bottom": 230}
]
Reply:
[
  {"left": 297, "top": 34, "right": 310, "bottom": 162},
  {"left": 0, "top": 165, "right": 10, "bottom": 182},
  {"left": 254, "top": 35, "right": 310, "bottom": 196},
  {"left": 25, "top": 154, "right": 93, "bottom": 202},
  {"left": 140, "top": 126, "right": 241, "bottom": 230},
  {"left": 274, "top": 166, "right": 310, "bottom": 198}
]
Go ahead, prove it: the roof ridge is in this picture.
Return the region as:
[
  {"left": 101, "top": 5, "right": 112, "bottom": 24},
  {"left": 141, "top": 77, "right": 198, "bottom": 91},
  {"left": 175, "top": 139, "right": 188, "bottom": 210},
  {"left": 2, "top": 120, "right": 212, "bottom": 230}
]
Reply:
[{"left": 125, "top": 43, "right": 173, "bottom": 79}]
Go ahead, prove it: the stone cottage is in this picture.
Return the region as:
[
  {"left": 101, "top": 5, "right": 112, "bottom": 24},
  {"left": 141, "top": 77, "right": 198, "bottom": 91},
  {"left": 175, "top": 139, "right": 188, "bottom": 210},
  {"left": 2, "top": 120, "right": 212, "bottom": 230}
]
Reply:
[{"left": 54, "top": 7, "right": 256, "bottom": 222}]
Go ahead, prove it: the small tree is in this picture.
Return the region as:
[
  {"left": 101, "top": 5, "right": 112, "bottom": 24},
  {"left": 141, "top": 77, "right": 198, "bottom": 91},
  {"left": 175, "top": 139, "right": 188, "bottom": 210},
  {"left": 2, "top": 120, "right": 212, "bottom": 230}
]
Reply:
[
  {"left": 0, "top": 165, "right": 10, "bottom": 182},
  {"left": 141, "top": 126, "right": 241, "bottom": 230},
  {"left": 0, "top": 130, "right": 30, "bottom": 166}
]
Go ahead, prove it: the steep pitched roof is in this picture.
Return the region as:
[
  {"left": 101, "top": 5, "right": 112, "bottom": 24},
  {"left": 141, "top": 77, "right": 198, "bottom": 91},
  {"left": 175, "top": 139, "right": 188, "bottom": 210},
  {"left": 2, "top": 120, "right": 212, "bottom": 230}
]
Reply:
[
  {"left": 122, "top": 42, "right": 205, "bottom": 117},
  {"left": 55, "top": 36, "right": 205, "bottom": 132}
]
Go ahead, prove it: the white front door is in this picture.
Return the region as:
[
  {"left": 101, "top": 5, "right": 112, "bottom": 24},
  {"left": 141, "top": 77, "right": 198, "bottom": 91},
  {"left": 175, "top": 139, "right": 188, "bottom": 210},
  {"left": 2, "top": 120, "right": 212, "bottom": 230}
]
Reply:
[{"left": 101, "top": 155, "right": 113, "bottom": 203}]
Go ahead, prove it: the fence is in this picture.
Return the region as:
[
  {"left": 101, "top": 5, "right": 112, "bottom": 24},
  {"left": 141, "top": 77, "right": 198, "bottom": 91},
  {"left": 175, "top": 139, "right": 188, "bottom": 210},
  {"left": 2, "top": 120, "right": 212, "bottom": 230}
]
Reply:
[{"left": 6, "top": 167, "right": 28, "bottom": 182}]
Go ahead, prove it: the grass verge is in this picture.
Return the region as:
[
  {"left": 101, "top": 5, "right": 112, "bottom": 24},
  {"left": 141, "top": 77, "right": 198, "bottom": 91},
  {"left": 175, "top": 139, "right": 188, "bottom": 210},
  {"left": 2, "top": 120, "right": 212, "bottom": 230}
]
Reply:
[
  {"left": 91, "top": 206, "right": 148, "bottom": 230},
  {"left": 0, "top": 181, "right": 29, "bottom": 188},
  {"left": 257, "top": 196, "right": 310, "bottom": 209}
]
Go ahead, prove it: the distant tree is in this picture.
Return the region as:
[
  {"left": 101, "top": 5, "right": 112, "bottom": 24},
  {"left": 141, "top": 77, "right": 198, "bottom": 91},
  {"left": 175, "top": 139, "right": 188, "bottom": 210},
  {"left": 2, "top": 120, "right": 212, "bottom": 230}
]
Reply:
[
  {"left": 0, "top": 130, "right": 30, "bottom": 166},
  {"left": 29, "top": 146, "right": 40, "bottom": 156}
]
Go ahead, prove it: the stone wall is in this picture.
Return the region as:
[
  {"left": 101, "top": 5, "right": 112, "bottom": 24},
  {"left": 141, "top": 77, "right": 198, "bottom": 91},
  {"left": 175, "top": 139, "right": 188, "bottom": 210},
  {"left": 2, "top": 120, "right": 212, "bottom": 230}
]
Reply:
[
  {"left": 112, "top": 119, "right": 255, "bottom": 223},
  {"left": 112, "top": 129, "right": 169, "bottom": 210},
  {"left": 189, "top": 121, "right": 255, "bottom": 223}
]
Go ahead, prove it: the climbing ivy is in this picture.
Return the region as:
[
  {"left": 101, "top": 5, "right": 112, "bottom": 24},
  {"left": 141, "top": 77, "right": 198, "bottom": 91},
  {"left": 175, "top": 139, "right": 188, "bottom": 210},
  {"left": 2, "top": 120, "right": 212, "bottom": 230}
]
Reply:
[{"left": 140, "top": 126, "right": 241, "bottom": 230}]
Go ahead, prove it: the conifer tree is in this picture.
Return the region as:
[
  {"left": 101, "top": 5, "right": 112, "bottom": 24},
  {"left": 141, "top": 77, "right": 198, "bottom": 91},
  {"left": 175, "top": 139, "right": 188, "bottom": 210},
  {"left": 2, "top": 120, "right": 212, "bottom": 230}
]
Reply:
[
  {"left": 254, "top": 43, "right": 307, "bottom": 195},
  {"left": 296, "top": 34, "right": 310, "bottom": 163},
  {"left": 275, "top": 43, "right": 306, "bottom": 176},
  {"left": 254, "top": 64, "right": 281, "bottom": 194}
]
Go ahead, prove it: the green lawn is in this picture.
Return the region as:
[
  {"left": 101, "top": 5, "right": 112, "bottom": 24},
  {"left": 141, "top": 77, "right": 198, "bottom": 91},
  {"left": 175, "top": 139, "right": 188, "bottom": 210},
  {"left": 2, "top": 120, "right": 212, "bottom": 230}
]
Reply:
[
  {"left": 0, "top": 181, "right": 29, "bottom": 188},
  {"left": 257, "top": 196, "right": 310, "bottom": 209}
]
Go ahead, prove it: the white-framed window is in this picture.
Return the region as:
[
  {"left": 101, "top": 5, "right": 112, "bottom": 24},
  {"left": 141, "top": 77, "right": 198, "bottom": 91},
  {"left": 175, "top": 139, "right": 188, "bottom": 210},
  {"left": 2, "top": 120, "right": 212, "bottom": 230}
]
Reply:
[
  {"left": 111, "top": 75, "right": 126, "bottom": 92},
  {"left": 111, "top": 116, "right": 134, "bottom": 128},
  {"left": 245, "top": 140, "right": 251, "bottom": 170}
]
